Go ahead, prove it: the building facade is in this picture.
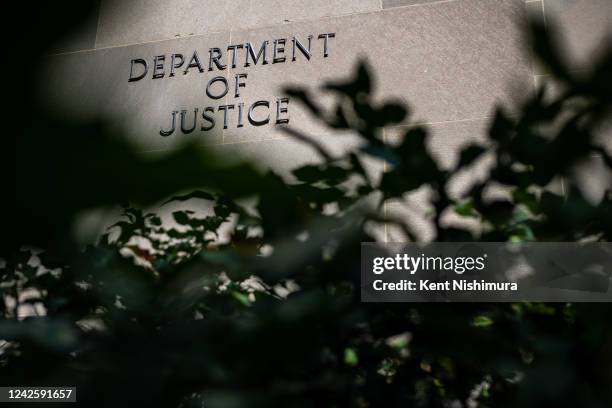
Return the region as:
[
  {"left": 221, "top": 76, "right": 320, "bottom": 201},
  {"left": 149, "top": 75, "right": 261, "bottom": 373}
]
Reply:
[{"left": 42, "top": 0, "right": 611, "bottom": 241}]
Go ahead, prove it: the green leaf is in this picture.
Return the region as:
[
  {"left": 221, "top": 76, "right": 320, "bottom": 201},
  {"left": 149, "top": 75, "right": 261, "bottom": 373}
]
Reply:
[
  {"left": 344, "top": 348, "right": 359, "bottom": 366},
  {"left": 454, "top": 200, "right": 477, "bottom": 218},
  {"left": 472, "top": 315, "right": 494, "bottom": 328},
  {"left": 512, "top": 189, "right": 539, "bottom": 214},
  {"left": 231, "top": 290, "right": 251, "bottom": 307}
]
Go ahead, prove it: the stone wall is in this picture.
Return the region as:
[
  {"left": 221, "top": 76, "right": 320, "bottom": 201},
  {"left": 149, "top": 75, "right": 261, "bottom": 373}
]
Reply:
[{"left": 42, "top": 0, "right": 611, "bottom": 241}]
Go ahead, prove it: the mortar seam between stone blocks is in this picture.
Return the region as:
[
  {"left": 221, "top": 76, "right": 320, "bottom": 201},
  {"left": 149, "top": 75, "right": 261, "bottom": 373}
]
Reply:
[
  {"left": 53, "top": 0, "right": 537, "bottom": 55},
  {"left": 132, "top": 113, "right": 516, "bottom": 153},
  {"left": 383, "top": 126, "right": 388, "bottom": 242},
  {"left": 525, "top": 0, "right": 542, "bottom": 93},
  {"left": 149, "top": 115, "right": 503, "bottom": 153},
  {"left": 50, "top": 0, "right": 464, "bottom": 55},
  {"left": 224, "top": 29, "right": 234, "bottom": 144},
  {"left": 137, "top": 136, "right": 289, "bottom": 154},
  {"left": 384, "top": 203, "right": 389, "bottom": 243},
  {"left": 383, "top": 0, "right": 460, "bottom": 12},
  {"left": 48, "top": 27, "right": 234, "bottom": 57},
  {"left": 387, "top": 115, "right": 495, "bottom": 131},
  {"left": 93, "top": 0, "right": 102, "bottom": 50}
]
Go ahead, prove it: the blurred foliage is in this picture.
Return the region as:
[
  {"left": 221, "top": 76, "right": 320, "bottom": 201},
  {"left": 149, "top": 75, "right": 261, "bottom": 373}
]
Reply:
[{"left": 3, "top": 13, "right": 612, "bottom": 408}]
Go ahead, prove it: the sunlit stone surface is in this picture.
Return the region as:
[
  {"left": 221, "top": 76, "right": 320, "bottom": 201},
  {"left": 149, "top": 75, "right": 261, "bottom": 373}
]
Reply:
[{"left": 42, "top": 0, "right": 611, "bottom": 241}]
